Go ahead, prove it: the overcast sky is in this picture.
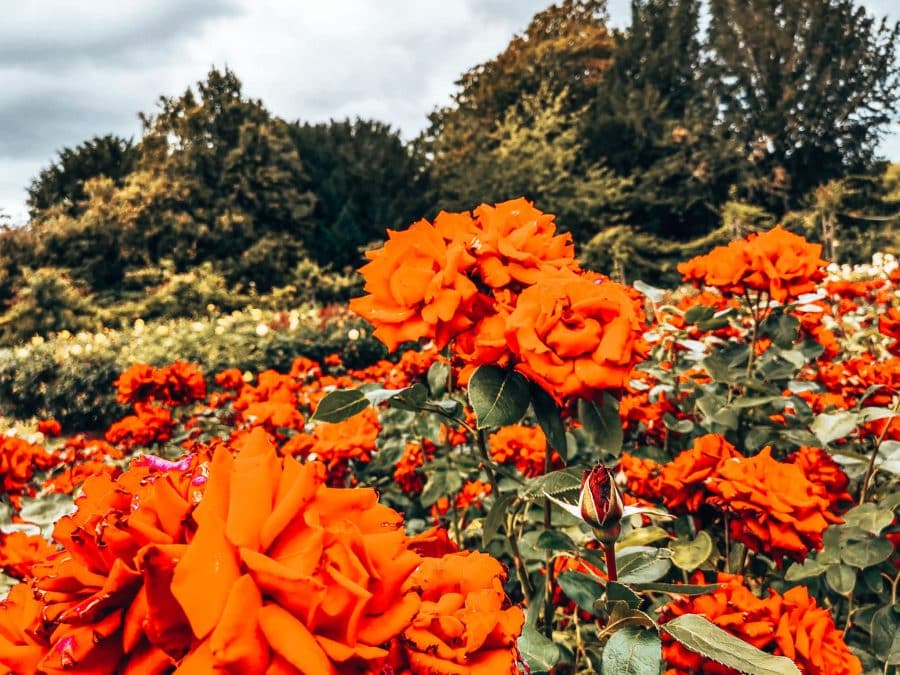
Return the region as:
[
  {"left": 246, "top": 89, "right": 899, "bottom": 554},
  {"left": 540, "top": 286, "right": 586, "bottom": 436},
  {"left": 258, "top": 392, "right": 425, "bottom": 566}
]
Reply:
[{"left": 1, "top": 0, "right": 898, "bottom": 223}]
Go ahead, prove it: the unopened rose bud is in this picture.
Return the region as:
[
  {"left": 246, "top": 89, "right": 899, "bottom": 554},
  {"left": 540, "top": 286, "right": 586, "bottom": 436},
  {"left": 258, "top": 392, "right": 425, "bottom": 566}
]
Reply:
[{"left": 579, "top": 466, "right": 624, "bottom": 543}]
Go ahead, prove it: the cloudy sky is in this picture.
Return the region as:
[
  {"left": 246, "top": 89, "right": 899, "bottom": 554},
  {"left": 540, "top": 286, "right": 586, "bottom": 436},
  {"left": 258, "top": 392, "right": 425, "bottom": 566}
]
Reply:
[{"left": 1, "top": 0, "right": 898, "bottom": 222}]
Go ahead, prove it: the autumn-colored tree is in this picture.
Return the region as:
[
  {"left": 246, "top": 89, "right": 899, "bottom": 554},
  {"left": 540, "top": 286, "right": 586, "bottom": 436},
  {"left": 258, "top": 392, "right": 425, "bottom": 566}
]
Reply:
[
  {"left": 425, "top": 0, "right": 615, "bottom": 211},
  {"left": 26, "top": 134, "right": 137, "bottom": 219}
]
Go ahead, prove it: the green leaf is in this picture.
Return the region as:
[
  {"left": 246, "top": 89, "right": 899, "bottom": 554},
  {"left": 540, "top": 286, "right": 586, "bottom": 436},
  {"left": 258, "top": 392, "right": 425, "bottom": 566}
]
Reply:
[
  {"left": 671, "top": 531, "right": 714, "bottom": 572},
  {"left": 617, "top": 526, "right": 671, "bottom": 549},
  {"left": 518, "top": 624, "right": 561, "bottom": 673},
  {"left": 617, "top": 547, "right": 673, "bottom": 584},
  {"left": 811, "top": 411, "right": 859, "bottom": 445},
  {"left": 468, "top": 366, "right": 530, "bottom": 429},
  {"left": 784, "top": 558, "right": 826, "bottom": 581},
  {"left": 729, "top": 395, "right": 784, "bottom": 409},
  {"left": 825, "top": 564, "right": 856, "bottom": 595},
  {"left": 606, "top": 581, "right": 641, "bottom": 609},
  {"left": 482, "top": 493, "right": 516, "bottom": 547},
  {"left": 762, "top": 312, "right": 800, "bottom": 349},
  {"left": 871, "top": 606, "right": 900, "bottom": 663},
  {"left": 535, "top": 530, "right": 576, "bottom": 551},
  {"left": 310, "top": 388, "right": 368, "bottom": 423},
  {"left": 841, "top": 503, "right": 894, "bottom": 535},
  {"left": 839, "top": 534, "right": 893, "bottom": 569},
  {"left": 384, "top": 383, "right": 428, "bottom": 411},
  {"left": 601, "top": 627, "right": 661, "bottom": 675},
  {"left": 426, "top": 361, "right": 450, "bottom": 397},
  {"left": 628, "top": 582, "right": 722, "bottom": 596},
  {"left": 525, "top": 468, "right": 583, "bottom": 500},
  {"left": 664, "top": 614, "right": 801, "bottom": 675},
  {"left": 558, "top": 571, "right": 604, "bottom": 614},
  {"left": 531, "top": 383, "right": 567, "bottom": 457},
  {"left": 578, "top": 394, "right": 624, "bottom": 455},
  {"left": 419, "top": 468, "right": 463, "bottom": 508},
  {"left": 685, "top": 305, "right": 716, "bottom": 325}
]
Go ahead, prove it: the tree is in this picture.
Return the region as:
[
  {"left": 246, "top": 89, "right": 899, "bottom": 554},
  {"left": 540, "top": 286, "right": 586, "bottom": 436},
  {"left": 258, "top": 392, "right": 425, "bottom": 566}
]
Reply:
[
  {"left": 138, "top": 68, "right": 316, "bottom": 281},
  {"left": 290, "top": 119, "right": 429, "bottom": 268},
  {"left": 706, "top": 0, "right": 900, "bottom": 211},
  {"left": 26, "top": 135, "right": 137, "bottom": 218},
  {"left": 425, "top": 0, "right": 615, "bottom": 211},
  {"left": 583, "top": 0, "right": 745, "bottom": 238}
]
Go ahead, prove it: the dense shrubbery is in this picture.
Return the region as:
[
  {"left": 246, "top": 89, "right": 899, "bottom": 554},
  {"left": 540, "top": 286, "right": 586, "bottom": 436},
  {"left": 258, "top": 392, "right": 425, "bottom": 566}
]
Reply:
[
  {"left": 0, "top": 203, "right": 897, "bottom": 673},
  {"left": 0, "top": 304, "right": 384, "bottom": 430}
]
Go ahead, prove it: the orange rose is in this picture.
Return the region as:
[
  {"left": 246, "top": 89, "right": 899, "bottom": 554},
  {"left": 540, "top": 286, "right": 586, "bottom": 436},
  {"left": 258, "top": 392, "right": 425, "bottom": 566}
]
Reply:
[
  {"left": 678, "top": 226, "right": 826, "bottom": 302},
  {"left": 400, "top": 551, "right": 524, "bottom": 674},
  {"left": 488, "top": 424, "right": 552, "bottom": 477},
  {"left": 0, "top": 582, "right": 49, "bottom": 674},
  {"left": 505, "top": 269, "right": 646, "bottom": 401},
  {"left": 29, "top": 450, "right": 210, "bottom": 672},
  {"left": 470, "top": 198, "right": 577, "bottom": 288},
  {"left": 661, "top": 574, "right": 861, "bottom": 675},
  {"left": 349, "top": 215, "right": 480, "bottom": 351},
  {"left": 0, "top": 531, "right": 57, "bottom": 579},
  {"left": 657, "top": 434, "right": 740, "bottom": 513},
  {"left": 706, "top": 447, "right": 841, "bottom": 564},
  {"left": 170, "top": 428, "right": 422, "bottom": 672}
]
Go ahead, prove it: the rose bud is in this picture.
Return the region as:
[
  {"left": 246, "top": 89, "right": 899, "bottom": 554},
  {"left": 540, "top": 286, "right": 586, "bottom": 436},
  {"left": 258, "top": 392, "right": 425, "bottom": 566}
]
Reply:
[{"left": 579, "top": 466, "right": 624, "bottom": 543}]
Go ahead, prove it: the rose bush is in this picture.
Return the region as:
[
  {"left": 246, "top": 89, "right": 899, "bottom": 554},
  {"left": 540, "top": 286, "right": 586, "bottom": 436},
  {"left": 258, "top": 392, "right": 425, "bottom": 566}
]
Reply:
[{"left": 1, "top": 204, "right": 898, "bottom": 674}]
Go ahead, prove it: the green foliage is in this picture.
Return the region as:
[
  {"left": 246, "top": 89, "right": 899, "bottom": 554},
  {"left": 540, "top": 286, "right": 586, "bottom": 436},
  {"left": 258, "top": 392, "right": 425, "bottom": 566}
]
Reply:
[
  {"left": 0, "top": 268, "right": 94, "bottom": 345},
  {"left": 27, "top": 134, "right": 137, "bottom": 219},
  {"left": 0, "top": 306, "right": 385, "bottom": 430},
  {"left": 291, "top": 118, "right": 429, "bottom": 268},
  {"left": 707, "top": 0, "right": 900, "bottom": 211},
  {"left": 426, "top": 0, "right": 615, "bottom": 212}
]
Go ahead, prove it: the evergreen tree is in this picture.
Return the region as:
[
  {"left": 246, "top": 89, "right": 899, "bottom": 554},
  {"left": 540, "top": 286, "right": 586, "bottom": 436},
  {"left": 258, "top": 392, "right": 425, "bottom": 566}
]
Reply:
[
  {"left": 425, "top": 0, "right": 615, "bottom": 211},
  {"left": 138, "top": 68, "right": 316, "bottom": 284},
  {"left": 291, "top": 119, "right": 429, "bottom": 268}
]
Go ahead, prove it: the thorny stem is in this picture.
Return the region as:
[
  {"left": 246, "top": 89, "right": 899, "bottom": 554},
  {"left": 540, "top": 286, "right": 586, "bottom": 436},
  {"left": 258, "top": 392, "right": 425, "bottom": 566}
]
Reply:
[
  {"left": 859, "top": 401, "right": 898, "bottom": 505},
  {"left": 475, "top": 428, "right": 500, "bottom": 500},
  {"left": 724, "top": 513, "right": 731, "bottom": 573},
  {"left": 449, "top": 498, "right": 462, "bottom": 548},
  {"left": 744, "top": 290, "right": 762, "bottom": 378}
]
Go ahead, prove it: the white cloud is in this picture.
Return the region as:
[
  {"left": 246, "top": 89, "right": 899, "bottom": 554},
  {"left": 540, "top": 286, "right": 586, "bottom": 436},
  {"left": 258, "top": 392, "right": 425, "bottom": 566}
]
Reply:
[{"left": 0, "top": 0, "right": 896, "bottom": 222}]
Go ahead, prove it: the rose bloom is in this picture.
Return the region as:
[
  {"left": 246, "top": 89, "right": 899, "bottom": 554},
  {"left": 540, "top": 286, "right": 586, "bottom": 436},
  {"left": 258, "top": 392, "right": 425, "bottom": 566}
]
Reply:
[
  {"left": 505, "top": 268, "right": 646, "bottom": 402},
  {"left": 661, "top": 573, "right": 861, "bottom": 675},
  {"left": 399, "top": 551, "right": 524, "bottom": 674},
  {"left": 1, "top": 435, "right": 58, "bottom": 509},
  {"left": 706, "top": 447, "right": 841, "bottom": 564},
  {"left": 171, "top": 428, "right": 521, "bottom": 673},
  {"left": 657, "top": 434, "right": 740, "bottom": 514},
  {"left": 488, "top": 424, "right": 552, "bottom": 477},
  {"left": 23, "top": 449, "right": 211, "bottom": 672},
  {"left": 105, "top": 402, "right": 176, "bottom": 450},
  {"left": 678, "top": 226, "right": 826, "bottom": 302},
  {"left": 37, "top": 419, "right": 62, "bottom": 437},
  {"left": 469, "top": 198, "right": 577, "bottom": 289},
  {"left": 0, "top": 531, "right": 57, "bottom": 579},
  {"left": 115, "top": 361, "right": 206, "bottom": 407},
  {"left": 879, "top": 305, "right": 900, "bottom": 355},
  {"left": 349, "top": 213, "right": 479, "bottom": 351},
  {"left": 0, "top": 583, "right": 48, "bottom": 674}
]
